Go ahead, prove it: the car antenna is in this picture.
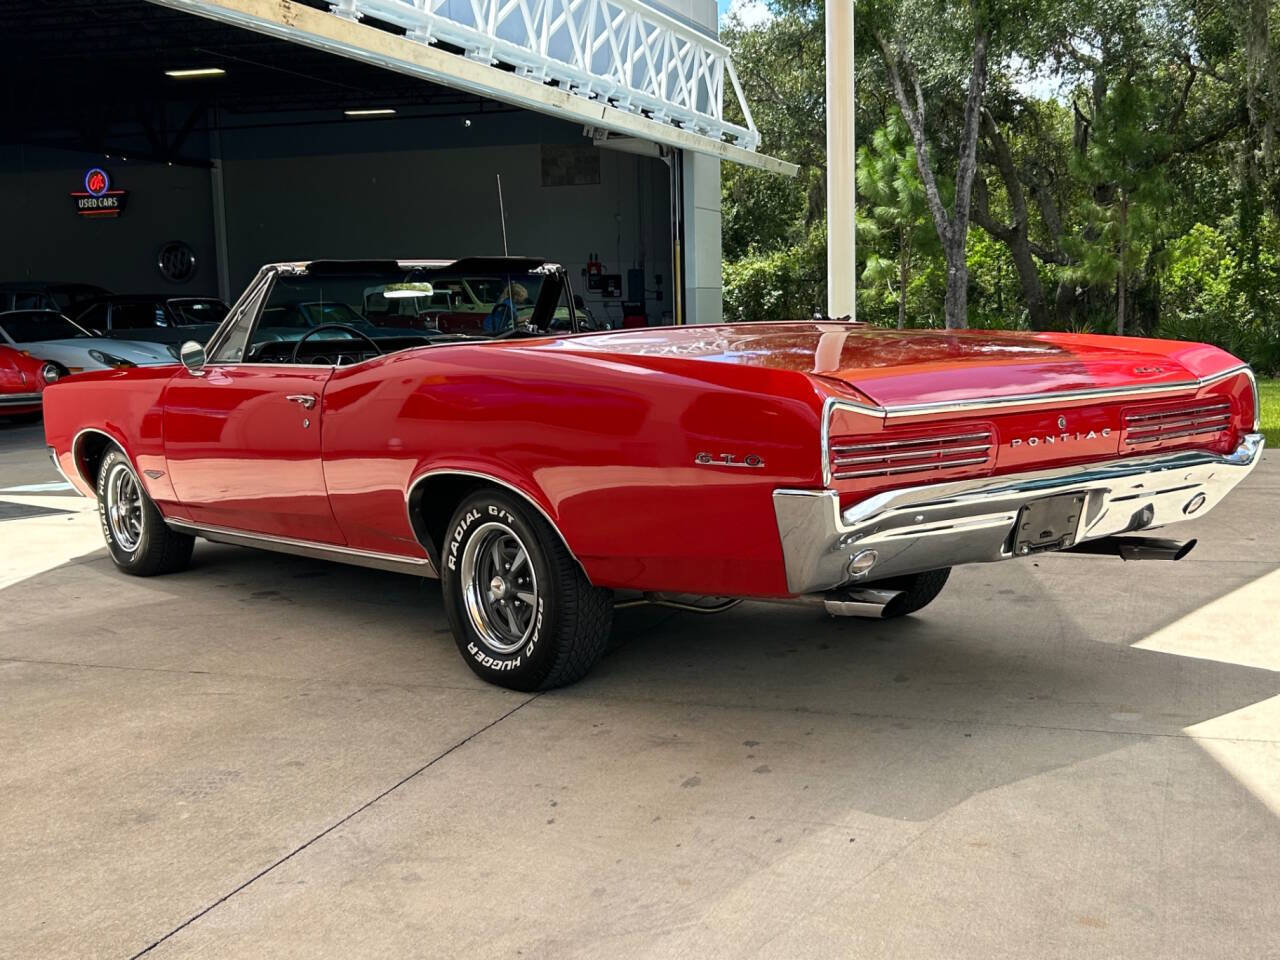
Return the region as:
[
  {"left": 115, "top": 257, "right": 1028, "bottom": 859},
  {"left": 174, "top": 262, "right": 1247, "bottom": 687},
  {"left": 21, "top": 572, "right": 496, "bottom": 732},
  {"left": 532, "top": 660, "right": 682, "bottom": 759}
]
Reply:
[{"left": 496, "top": 174, "right": 509, "bottom": 256}]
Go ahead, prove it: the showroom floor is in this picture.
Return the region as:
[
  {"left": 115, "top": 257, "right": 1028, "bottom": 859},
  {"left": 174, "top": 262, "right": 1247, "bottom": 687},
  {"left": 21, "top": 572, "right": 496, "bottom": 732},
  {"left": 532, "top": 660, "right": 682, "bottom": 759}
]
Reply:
[{"left": 1, "top": 420, "right": 1278, "bottom": 960}]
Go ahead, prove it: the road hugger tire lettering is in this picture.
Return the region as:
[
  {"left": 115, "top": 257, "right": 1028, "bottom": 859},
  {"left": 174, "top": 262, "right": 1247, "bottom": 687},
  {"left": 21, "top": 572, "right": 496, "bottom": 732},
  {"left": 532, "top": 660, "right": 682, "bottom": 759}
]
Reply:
[{"left": 441, "top": 490, "right": 613, "bottom": 691}]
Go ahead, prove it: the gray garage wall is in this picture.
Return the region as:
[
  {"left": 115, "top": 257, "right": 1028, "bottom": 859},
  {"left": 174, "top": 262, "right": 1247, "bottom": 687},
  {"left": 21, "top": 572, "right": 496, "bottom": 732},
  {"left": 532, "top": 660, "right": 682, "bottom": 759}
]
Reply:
[
  {"left": 0, "top": 145, "right": 219, "bottom": 296},
  {"left": 218, "top": 134, "right": 673, "bottom": 327},
  {"left": 0, "top": 117, "right": 674, "bottom": 326}
]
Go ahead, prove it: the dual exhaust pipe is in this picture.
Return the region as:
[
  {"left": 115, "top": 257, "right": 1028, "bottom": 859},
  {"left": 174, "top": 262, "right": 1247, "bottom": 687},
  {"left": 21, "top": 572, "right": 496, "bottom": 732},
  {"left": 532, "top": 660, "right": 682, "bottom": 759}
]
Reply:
[
  {"left": 819, "top": 535, "right": 1195, "bottom": 619},
  {"left": 1065, "top": 535, "right": 1197, "bottom": 562},
  {"left": 638, "top": 535, "right": 1198, "bottom": 622}
]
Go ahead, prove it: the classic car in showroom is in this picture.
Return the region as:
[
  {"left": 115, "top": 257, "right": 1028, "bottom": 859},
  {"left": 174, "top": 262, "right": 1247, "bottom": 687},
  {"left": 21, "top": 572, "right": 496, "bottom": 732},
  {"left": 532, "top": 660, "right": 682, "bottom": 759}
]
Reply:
[
  {"left": 0, "top": 341, "right": 60, "bottom": 420},
  {"left": 0, "top": 309, "right": 177, "bottom": 373},
  {"left": 42, "top": 257, "right": 1265, "bottom": 691},
  {"left": 73, "top": 294, "right": 230, "bottom": 346}
]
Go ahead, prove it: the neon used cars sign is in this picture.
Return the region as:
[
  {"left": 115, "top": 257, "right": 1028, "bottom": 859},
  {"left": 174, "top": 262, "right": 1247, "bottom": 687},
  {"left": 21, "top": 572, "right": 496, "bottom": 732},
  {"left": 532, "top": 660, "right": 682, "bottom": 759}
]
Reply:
[{"left": 71, "top": 168, "right": 128, "bottom": 218}]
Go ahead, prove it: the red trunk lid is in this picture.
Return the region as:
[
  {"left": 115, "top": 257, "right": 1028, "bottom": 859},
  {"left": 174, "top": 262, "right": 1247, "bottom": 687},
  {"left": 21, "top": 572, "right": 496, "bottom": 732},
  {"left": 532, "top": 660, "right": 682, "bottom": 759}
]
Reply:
[{"left": 551, "top": 323, "right": 1206, "bottom": 409}]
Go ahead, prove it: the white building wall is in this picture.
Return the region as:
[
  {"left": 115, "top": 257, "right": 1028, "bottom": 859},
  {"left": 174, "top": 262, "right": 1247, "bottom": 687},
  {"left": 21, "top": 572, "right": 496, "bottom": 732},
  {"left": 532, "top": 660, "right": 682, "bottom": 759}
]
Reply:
[{"left": 654, "top": 0, "right": 723, "bottom": 324}]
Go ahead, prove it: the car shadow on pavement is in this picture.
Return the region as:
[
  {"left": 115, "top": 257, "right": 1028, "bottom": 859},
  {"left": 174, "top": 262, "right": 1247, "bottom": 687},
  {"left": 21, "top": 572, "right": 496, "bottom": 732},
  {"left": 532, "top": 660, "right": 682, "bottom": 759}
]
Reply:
[{"left": 3, "top": 535, "right": 1277, "bottom": 828}]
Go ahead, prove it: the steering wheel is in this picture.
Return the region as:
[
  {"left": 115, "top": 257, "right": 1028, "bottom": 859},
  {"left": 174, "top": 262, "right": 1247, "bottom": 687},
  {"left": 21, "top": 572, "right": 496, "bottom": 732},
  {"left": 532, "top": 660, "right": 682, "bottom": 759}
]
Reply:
[
  {"left": 290, "top": 323, "right": 382, "bottom": 364},
  {"left": 490, "top": 319, "right": 539, "bottom": 340}
]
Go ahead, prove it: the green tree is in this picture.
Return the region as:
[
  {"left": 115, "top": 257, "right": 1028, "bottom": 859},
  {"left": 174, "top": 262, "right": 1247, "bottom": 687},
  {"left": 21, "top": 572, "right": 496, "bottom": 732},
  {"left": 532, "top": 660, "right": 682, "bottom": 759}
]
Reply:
[
  {"left": 1066, "top": 79, "right": 1170, "bottom": 334},
  {"left": 855, "top": 111, "right": 937, "bottom": 327},
  {"left": 867, "top": 0, "right": 992, "bottom": 329}
]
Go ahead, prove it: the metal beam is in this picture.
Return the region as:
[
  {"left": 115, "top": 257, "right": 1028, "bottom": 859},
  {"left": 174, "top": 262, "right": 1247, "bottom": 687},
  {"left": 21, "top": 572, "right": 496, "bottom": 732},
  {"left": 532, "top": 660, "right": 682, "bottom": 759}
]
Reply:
[
  {"left": 825, "top": 0, "right": 856, "bottom": 318},
  {"left": 145, "top": 0, "right": 798, "bottom": 175}
]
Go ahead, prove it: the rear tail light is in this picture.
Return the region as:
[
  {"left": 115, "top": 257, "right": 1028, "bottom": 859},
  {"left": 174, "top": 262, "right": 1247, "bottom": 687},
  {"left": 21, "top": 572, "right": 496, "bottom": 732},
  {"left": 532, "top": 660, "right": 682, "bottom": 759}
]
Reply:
[
  {"left": 829, "top": 428, "right": 995, "bottom": 480},
  {"left": 1123, "top": 400, "right": 1231, "bottom": 448}
]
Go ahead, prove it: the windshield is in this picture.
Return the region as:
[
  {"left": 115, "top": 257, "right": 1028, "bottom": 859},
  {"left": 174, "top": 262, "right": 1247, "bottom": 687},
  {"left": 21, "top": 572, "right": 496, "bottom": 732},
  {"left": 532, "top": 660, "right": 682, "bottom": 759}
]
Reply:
[
  {"left": 168, "top": 299, "right": 228, "bottom": 326},
  {"left": 242, "top": 264, "right": 573, "bottom": 360},
  {"left": 0, "top": 311, "right": 91, "bottom": 343}
]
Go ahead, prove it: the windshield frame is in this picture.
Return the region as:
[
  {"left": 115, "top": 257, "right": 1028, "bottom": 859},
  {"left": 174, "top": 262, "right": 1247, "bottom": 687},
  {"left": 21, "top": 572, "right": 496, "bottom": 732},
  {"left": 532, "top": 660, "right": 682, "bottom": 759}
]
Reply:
[{"left": 204, "top": 259, "right": 580, "bottom": 367}]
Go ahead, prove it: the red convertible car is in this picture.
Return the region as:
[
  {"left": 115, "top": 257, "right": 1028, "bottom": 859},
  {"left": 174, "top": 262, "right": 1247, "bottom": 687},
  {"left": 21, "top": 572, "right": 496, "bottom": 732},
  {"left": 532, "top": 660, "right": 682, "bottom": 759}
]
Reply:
[
  {"left": 1, "top": 343, "right": 59, "bottom": 420},
  {"left": 43, "top": 257, "right": 1265, "bottom": 690}
]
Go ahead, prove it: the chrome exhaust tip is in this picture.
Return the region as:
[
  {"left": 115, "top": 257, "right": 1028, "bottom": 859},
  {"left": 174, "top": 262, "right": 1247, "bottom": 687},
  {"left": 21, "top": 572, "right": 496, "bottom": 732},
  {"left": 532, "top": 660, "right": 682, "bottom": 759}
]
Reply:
[
  {"left": 1067, "top": 536, "right": 1197, "bottom": 562},
  {"left": 823, "top": 587, "right": 906, "bottom": 618}
]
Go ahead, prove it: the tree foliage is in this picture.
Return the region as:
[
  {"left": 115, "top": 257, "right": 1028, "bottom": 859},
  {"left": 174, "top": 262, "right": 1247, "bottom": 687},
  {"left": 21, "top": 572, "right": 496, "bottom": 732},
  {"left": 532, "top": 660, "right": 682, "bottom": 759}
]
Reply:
[{"left": 720, "top": 0, "right": 1280, "bottom": 371}]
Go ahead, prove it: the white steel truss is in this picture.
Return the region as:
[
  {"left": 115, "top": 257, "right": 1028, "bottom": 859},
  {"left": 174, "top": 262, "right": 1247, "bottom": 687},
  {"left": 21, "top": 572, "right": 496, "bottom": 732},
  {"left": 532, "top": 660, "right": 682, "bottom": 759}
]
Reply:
[
  {"left": 333, "top": 0, "right": 760, "bottom": 150},
  {"left": 148, "top": 0, "right": 794, "bottom": 173}
]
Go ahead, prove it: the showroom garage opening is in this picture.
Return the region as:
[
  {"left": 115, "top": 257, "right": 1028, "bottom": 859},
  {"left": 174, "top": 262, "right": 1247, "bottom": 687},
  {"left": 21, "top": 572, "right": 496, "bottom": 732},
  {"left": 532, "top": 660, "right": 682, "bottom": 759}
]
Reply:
[{"left": 0, "top": 0, "right": 790, "bottom": 328}]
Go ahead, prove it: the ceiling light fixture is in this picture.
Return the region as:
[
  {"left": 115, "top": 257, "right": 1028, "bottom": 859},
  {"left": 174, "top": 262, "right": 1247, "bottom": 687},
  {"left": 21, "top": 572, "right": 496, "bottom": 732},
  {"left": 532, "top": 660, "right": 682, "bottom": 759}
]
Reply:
[
  {"left": 344, "top": 108, "right": 397, "bottom": 117},
  {"left": 164, "top": 67, "right": 226, "bottom": 78}
]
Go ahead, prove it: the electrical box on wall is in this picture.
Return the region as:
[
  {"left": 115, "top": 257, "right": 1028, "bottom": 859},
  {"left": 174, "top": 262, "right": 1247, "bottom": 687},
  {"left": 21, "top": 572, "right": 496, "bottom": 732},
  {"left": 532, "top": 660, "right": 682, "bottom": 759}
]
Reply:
[{"left": 626, "top": 268, "right": 645, "bottom": 303}]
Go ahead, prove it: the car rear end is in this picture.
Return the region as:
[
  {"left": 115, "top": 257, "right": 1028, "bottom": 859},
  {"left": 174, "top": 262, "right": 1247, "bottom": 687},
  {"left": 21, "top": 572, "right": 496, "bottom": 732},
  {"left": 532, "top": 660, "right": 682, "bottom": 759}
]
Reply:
[{"left": 776, "top": 359, "right": 1262, "bottom": 596}]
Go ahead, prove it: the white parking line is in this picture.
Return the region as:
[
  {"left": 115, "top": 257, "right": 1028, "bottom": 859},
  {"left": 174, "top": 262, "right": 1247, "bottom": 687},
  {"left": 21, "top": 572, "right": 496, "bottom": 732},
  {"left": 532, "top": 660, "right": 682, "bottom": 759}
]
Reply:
[{"left": 0, "top": 481, "right": 74, "bottom": 493}]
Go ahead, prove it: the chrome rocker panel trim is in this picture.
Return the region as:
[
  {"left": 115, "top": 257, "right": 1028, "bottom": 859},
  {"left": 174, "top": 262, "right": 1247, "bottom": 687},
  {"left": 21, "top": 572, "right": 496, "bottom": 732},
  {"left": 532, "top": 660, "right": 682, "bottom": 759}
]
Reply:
[
  {"left": 165, "top": 519, "right": 438, "bottom": 578},
  {"left": 775, "top": 433, "right": 1265, "bottom": 595},
  {"left": 0, "top": 392, "right": 42, "bottom": 408}
]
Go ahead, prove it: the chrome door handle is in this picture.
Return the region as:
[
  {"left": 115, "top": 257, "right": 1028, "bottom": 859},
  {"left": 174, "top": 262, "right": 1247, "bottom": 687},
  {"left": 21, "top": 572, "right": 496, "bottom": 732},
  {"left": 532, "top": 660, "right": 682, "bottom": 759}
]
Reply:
[{"left": 287, "top": 394, "right": 317, "bottom": 409}]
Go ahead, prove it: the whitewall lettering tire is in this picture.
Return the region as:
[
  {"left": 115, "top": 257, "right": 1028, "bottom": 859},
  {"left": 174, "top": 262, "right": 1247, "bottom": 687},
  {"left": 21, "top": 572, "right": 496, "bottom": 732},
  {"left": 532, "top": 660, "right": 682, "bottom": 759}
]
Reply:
[{"left": 441, "top": 490, "right": 613, "bottom": 691}]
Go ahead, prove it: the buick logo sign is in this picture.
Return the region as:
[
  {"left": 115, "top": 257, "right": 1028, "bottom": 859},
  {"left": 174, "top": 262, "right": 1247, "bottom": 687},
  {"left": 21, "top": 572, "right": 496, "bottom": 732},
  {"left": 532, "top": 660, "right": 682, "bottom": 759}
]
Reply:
[{"left": 157, "top": 241, "right": 197, "bottom": 284}]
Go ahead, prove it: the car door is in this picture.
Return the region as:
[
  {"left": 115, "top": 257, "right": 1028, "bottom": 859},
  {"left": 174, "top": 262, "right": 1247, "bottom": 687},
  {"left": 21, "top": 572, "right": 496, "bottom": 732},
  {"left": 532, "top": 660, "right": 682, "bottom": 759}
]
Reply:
[{"left": 162, "top": 271, "right": 346, "bottom": 544}]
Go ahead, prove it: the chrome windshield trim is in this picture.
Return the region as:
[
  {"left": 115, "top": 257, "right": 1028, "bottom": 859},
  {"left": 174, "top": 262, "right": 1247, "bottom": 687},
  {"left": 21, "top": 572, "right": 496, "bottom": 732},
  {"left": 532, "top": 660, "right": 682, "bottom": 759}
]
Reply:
[
  {"left": 204, "top": 267, "right": 277, "bottom": 360},
  {"left": 778, "top": 433, "right": 1265, "bottom": 595},
  {"left": 165, "top": 519, "right": 437, "bottom": 578}
]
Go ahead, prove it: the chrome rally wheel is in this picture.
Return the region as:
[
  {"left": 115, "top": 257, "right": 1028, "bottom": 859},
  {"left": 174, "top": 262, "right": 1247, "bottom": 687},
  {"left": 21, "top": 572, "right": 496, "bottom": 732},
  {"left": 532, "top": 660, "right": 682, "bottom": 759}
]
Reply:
[
  {"left": 460, "top": 521, "right": 540, "bottom": 655},
  {"left": 95, "top": 448, "right": 194, "bottom": 577},
  {"left": 440, "top": 490, "right": 614, "bottom": 691},
  {"left": 104, "top": 461, "right": 144, "bottom": 552}
]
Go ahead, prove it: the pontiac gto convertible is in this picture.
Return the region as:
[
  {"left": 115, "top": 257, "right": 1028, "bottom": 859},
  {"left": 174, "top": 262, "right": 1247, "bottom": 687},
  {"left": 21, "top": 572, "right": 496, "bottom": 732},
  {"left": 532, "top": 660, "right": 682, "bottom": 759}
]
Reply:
[{"left": 43, "top": 257, "right": 1265, "bottom": 690}]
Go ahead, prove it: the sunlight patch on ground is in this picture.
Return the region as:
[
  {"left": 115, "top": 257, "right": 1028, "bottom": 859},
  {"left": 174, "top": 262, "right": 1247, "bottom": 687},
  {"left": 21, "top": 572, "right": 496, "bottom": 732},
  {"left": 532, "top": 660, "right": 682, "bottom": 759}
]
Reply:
[
  {"left": 1188, "top": 705, "right": 1280, "bottom": 817},
  {"left": 1132, "top": 568, "right": 1280, "bottom": 672},
  {"left": 0, "top": 495, "right": 101, "bottom": 590},
  {"left": 1135, "top": 567, "right": 1280, "bottom": 816}
]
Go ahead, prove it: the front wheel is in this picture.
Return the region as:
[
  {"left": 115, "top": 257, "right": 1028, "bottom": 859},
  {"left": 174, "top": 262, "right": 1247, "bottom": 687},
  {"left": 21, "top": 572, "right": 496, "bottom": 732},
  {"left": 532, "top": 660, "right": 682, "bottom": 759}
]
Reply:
[
  {"left": 96, "top": 449, "right": 194, "bottom": 576},
  {"left": 441, "top": 490, "right": 613, "bottom": 691}
]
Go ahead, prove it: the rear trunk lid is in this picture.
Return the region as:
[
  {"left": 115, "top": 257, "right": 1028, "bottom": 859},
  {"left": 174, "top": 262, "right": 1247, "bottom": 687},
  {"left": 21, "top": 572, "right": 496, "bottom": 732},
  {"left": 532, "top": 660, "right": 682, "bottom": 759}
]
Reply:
[
  {"left": 549, "top": 323, "right": 1203, "bottom": 409},
  {"left": 810, "top": 328, "right": 1198, "bottom": 410}
]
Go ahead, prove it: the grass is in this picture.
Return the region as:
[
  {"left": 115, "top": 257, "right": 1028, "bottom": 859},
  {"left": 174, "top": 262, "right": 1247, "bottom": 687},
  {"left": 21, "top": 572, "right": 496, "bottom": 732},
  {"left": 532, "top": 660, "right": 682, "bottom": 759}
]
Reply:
[{"left": 1260, "top": 379, "right": 1280, "bottom": 446}]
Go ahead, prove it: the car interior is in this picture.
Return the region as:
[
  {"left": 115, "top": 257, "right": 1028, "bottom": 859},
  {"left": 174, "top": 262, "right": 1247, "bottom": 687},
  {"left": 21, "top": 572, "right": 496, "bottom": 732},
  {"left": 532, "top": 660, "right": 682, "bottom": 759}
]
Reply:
[{"left": 217, "top": 263, "right": 581, "bottom": 366}]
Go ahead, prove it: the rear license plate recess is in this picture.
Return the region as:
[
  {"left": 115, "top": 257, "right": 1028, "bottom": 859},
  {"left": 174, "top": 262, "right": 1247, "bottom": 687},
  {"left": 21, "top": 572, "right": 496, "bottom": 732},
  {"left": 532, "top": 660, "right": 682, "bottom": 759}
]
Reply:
[{"left": 1013, "top": 492, "right": 1086, "bottom": 556}]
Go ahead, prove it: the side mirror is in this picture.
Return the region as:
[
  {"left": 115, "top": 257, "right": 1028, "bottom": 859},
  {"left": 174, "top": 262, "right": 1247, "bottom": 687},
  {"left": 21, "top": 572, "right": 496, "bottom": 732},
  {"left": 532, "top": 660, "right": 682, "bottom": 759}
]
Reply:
[{"left": 180, "top": 341, "right": 206, "bottom": 374}]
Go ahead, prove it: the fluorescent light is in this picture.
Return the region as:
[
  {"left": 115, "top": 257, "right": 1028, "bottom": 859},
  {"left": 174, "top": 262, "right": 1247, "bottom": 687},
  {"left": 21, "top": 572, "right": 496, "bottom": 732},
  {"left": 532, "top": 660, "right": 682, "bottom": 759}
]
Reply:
[
  {"left": 345, "top": 108, "right": 397, "bottom": 117},
  {"left": 165, "top": 67, "right": 226, "bottom": 78}
]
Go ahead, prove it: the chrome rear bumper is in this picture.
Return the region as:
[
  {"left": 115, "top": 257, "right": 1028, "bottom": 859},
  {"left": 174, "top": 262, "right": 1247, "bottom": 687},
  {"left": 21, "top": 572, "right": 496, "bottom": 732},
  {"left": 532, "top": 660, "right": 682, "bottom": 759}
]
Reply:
[{"left": 773, "top": 433, "right": 1265, "bottom": 594}]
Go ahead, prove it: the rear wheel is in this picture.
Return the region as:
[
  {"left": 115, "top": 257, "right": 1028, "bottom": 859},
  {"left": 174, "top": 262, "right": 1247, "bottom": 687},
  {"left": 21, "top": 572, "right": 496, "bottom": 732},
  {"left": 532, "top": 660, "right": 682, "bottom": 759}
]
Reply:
[
  {"left": 441, "top": 490, "right": 613, "bottom": 691},
  {"left": 96, "top": 449, "right": 194, "bottom": 576},
  {"left": 871, "top": 568, "right": 951, "bottom": 619}
]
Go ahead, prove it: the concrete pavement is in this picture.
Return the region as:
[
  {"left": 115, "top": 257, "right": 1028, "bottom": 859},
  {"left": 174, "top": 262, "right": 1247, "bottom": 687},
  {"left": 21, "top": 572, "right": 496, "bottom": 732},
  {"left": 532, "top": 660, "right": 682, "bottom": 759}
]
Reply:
[{"left": 1, "top": 419, "right": 1277, "bottom": 959}]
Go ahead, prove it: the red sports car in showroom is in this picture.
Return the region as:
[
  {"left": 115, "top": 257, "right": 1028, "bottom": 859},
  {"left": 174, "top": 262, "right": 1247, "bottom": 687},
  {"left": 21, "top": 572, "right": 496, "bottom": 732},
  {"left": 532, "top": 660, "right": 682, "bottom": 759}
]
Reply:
[
  {"left": 42, "top": 257, "right": 1265, "bottom": 690},
  {"left": 1, "top": 343, "right": 59, "bottom": 420}
]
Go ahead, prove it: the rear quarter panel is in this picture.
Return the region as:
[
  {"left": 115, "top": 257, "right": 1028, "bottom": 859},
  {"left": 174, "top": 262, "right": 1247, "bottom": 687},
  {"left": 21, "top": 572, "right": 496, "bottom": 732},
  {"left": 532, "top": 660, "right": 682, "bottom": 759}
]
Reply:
[{"left": 320, "top": 341, "right": 828, "bottom": 597}]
